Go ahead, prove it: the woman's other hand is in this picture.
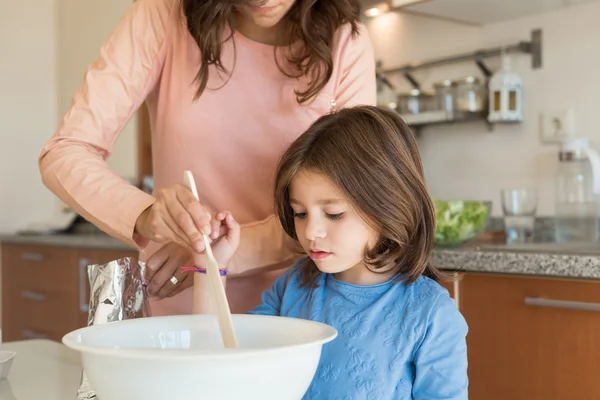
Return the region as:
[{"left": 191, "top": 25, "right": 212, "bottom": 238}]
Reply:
[
  {"left": 145, "top": 242, "right": 194, "bottom": 300},
  {"left": 145, "top": 211, "right": 240, "bottom": 300}
]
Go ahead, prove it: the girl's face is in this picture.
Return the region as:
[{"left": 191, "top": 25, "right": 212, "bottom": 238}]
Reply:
[
  {"left": 237, "top": 0, "right": 296, "bottom": 29},
  {"left": 289, "top": 170, "right": 385, "bottom": 285}
]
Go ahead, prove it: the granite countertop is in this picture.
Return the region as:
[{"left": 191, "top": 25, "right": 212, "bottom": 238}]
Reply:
[
  {"left": 433, "top": 242, "right": 600, "bottom": 280},
  {"left": 0, "top": 232, "right": 135, "bottom": 251},
  {"left": 1, "top": 232, "right": 600, "bottom": 280}
]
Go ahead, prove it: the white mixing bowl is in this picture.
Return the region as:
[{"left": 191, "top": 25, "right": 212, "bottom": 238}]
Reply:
[{"left": 62, "top": 314, "right": 337, "bottom": 400}]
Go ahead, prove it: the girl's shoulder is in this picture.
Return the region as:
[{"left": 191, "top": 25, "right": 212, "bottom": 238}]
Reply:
[
  {"left": 408, "top": 276, "right": 451, "bottom": 300},
  {"left": 392, "top": 276, "right": 457, "bottom": 318}
]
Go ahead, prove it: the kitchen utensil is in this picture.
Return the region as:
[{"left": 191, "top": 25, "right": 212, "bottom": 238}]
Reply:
[
  {"left": 183, "top": 170, "right": 238, "bottom": 349},
  {"left": 62, "top": 314, "right": 337, "bottom": 400}
]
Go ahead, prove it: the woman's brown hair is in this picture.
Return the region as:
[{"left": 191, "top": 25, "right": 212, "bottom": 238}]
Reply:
[
  {"left": 274, "top": 105, "right": 445, "bottom": 286},
  {"left": 181, "top": 0, "right": 361, "bottom": 103}
]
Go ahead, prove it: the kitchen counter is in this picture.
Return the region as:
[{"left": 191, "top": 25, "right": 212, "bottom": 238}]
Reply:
[
  {"left": 2, "top": 232, "right": 600, "bottom": 280},
  {"left": 433, "top": 241, "right": 600, "bottom": 279},
  {"left": 0, "top": 340, "right": 81, "bottom": 400},
  {"left": 0, "top": 232, "right": 135, "bottom": 251}
]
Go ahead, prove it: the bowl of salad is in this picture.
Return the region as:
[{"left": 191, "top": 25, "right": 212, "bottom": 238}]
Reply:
[{"left": 434, "top": 199, "right": 491, "bottom": 247}]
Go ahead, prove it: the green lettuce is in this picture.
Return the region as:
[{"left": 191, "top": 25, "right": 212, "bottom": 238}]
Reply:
[{"left": 434, "top": 199, "right": 490, "bottom": 246}]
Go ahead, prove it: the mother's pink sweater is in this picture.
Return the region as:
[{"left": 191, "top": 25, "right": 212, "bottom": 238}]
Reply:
[{"left": 38, "top": 0, "right": 376, "bottom": 314}]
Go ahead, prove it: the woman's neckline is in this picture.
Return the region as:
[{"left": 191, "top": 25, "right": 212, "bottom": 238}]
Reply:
[{"left": 228, "top": 24, "right": 302, "bottom": 52}]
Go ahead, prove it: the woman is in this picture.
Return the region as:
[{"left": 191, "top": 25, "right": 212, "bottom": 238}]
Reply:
[{"left": 38, "top": 0, "right": 376, "bottom": 315}]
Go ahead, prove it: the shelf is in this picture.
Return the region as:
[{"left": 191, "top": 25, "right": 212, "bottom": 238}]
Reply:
[
  {"left": 376, "top": 28, "right": 542, "bottom": 90},
  {"left": 375, "top": 30, "right": 542, "bottom": 131},
  {"left": 399, "top": 109, "right": 488, "bottom": 127}
]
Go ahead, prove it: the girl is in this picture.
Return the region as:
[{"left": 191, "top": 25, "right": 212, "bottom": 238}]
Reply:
[
  {"left": 211, "top": 105, "right": 468, "bottom": 399},
  {"left": 38, "top": 0, "right": 376, "bottom": 315}
]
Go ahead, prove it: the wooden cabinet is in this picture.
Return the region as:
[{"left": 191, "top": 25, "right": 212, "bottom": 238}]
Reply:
[
  {"left": 438, "top": 271, "right": 462, "bottom": 308},
  {"left": 1, "top": 243, "right": 137, "bottom": 342},
  {"left": 461, "top": 273, "right": 600, "bottom": 400}
]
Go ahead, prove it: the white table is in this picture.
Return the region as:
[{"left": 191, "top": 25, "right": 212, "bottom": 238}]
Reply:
[{"left": 0, "top": 339, "right": 82, "bottom": 399}]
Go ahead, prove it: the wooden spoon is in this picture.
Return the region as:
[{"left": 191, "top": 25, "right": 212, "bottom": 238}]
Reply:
[{"left": 183, "top": 170, "right": 238, "bottom": 349}]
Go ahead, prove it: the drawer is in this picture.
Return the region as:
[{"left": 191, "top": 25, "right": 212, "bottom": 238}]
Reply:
[
  {"left": 2, "top": 244, "right": 79, "bottom": 292},
  {"left": 462, "top": 273, "right": 600, "bottom": 400},
  {"left": 2, "top": 290, "right": 82, "bottom": 342},
  {"left": 465, "top": 273, "right": 600, "bottom": 313},
  {"left": 1, "top": 244, "right": 139, "bottom": 342}
]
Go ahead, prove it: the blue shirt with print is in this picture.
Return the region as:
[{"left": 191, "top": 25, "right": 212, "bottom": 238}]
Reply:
[{"left": 248, "top": 259, "right": 468, "bottom": 399}]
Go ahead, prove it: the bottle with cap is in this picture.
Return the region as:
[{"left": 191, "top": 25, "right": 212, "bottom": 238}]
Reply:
[{"left": 555, "top": 137, "right": 600, "bottom": 242}]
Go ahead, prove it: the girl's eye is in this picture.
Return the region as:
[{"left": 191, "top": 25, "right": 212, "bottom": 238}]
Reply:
[
  {"left": 326, "top": 212, "right": 344, "bottom": 220},
  {"left": 293, "top": 212, "right": 307, "bottom": 219}
]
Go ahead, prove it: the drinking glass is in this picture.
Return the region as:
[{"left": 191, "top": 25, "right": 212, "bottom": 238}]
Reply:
[{"left": 501, "top": 188, "right": 538, "bottom": 244}]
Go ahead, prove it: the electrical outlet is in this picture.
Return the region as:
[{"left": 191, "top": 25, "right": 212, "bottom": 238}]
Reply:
[{"left": 540, "top": 109, "right": 575, "bottom": 143}]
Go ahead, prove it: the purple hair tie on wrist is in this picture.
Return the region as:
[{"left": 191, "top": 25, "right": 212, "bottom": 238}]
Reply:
[{"left": 181, "top": 266, "right": 228, "bottom": 276}]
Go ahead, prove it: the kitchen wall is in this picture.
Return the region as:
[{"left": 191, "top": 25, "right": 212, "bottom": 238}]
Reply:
[
  {"left": 0, "top": 0, "right": 61, "bottom": 234},
  {"left": 3, "top": 1, "right": 598, "bottom": 230},
  {"left": 57, "top": 0, "right": 138, "bottom": 182},
  {"left": 366, "top": 1, "right": 600, "bottom": 217},
  {"left": 0, "top": 0, "right": 137, "bottom": 234}
]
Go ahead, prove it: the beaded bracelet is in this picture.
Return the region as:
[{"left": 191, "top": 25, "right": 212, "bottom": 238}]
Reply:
[{"left": 181, "top": 266, "right": 228, "bottom": 276}]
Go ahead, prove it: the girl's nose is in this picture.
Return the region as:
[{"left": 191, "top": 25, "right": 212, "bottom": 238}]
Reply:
[{"left": 304, "top": 216, "right": 327, "bottom": 241}]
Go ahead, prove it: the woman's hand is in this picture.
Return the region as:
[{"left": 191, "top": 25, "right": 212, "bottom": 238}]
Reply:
[
  {"left": 134, "top": 183, "right": 223, "bottom": 253},
  {"left": 145, "top": 242, "right": 194, "bottom": 300},
  {"left": 145, "top": 211, "right": 240, "bottom": 300}
]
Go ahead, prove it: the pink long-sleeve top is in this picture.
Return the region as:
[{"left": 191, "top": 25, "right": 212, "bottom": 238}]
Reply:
[{"left": 38, "top": 0, "right": 376, "bottom": 315}]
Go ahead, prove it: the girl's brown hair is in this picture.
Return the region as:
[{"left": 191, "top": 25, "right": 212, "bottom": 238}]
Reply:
[
  {"left": 181, "top": 0, "right": 362, "bottom": 103},
  {"left": 274, "top": 105, "right": 445, "bottom": 285}
]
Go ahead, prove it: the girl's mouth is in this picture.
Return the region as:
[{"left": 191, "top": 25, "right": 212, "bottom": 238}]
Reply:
[{"left": 309, "top": 250, "right": 332, "bottom": 260}]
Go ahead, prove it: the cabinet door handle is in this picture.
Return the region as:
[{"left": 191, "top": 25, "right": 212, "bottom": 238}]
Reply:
[
  {"left": 21, "top": 329, "right": 49, "bottom": 340},
  {"left": 21, "top": 290, "right": 47, "bottom": 301},
  {"left": 79, "top": 257, "right": 90, "bottom": 313},
  {"left": 20, "top": 252, "right": 45, "bottom": 261},
  {"left": 524, "top": 297, "right": 600, "bottom": 312}
]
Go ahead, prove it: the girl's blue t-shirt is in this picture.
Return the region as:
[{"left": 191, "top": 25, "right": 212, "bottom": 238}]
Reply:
[{"left": 248, "top": 260, "right": 468, "bottom": 400}]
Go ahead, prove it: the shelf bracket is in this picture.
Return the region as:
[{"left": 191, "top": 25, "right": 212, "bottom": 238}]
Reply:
[
  {"left": 530, "top": 28, "right": 542, "bottom": 69},
  {"left": 402, "top": 69, "right": 420, "bottom": 90},
  {"left": 474, "top": 52, "right": 493, "bottom": 78}
]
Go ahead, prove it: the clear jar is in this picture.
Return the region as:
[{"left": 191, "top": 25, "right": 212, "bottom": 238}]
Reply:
[
  {"left": 396, "top": 89, "right": 434, "bottom": 115},
  {"left": 432, "top": 79, "right": 456, "bottom": 114},
  {"left": 455, "top": 76, "right": 485, "bottom": 112}
]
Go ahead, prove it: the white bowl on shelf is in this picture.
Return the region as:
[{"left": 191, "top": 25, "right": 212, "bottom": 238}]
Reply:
[
  {"left": 62, "top": 314, "right": 337, "bottom": 400},
  {"left": 0, "top": 350, "right": 16, "bottom": 380}
]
